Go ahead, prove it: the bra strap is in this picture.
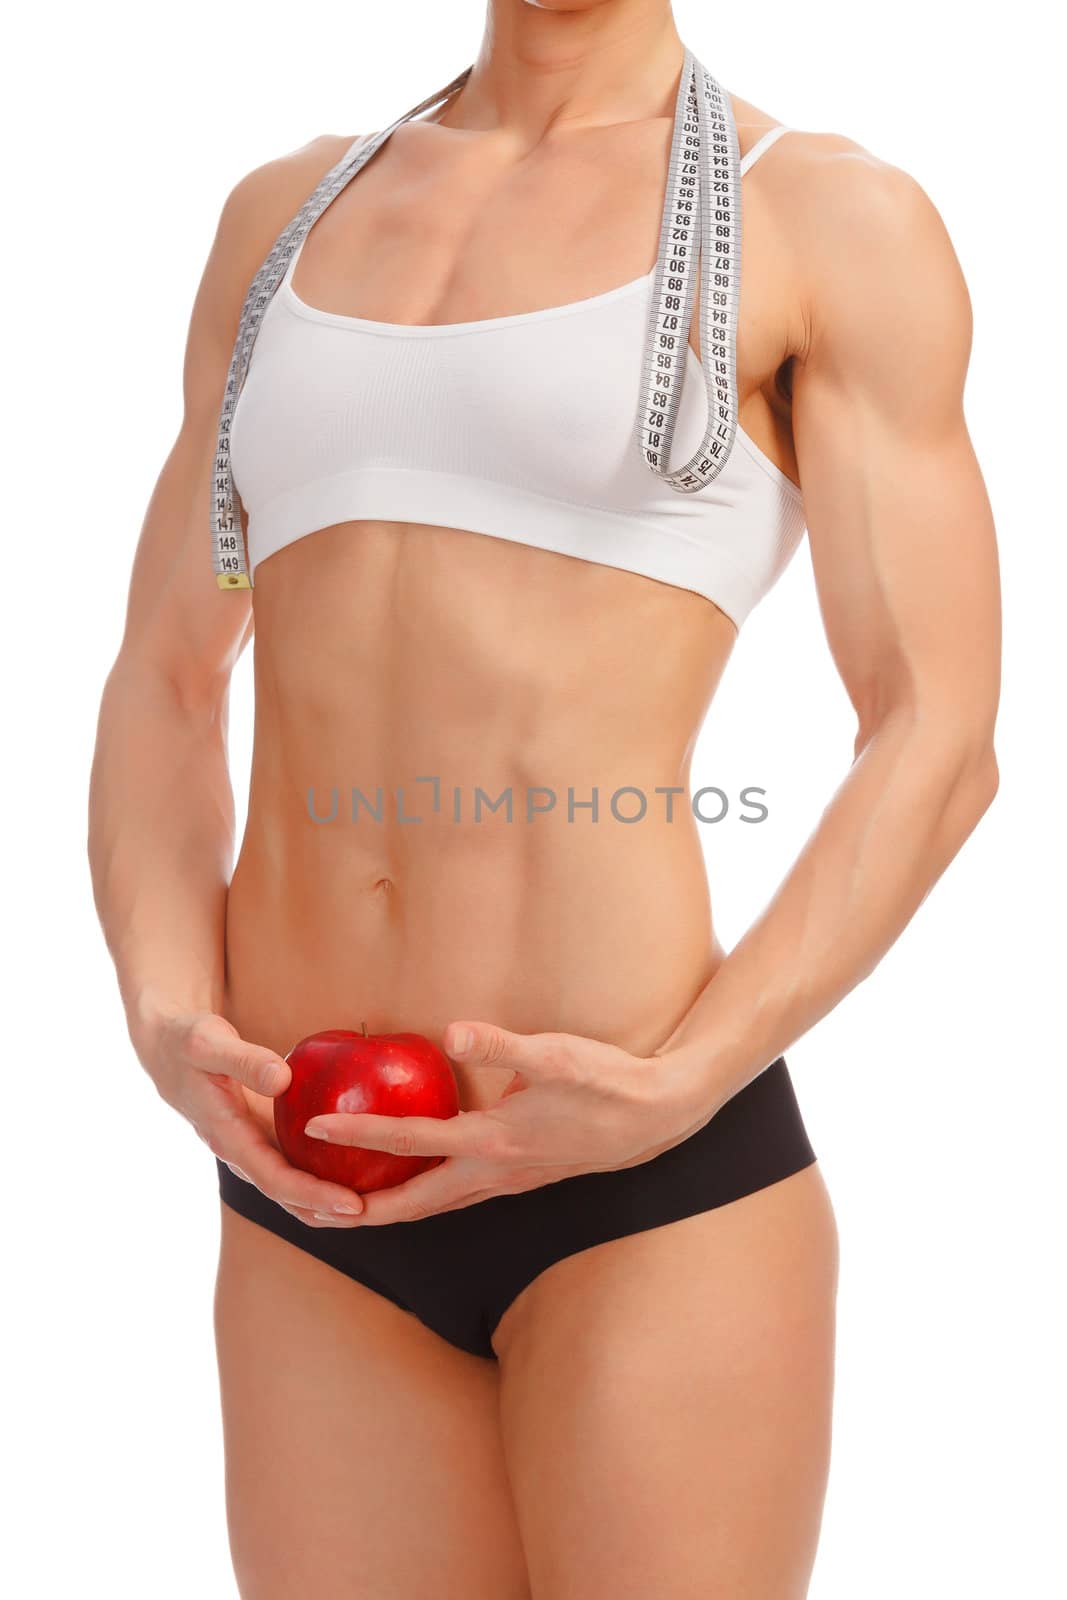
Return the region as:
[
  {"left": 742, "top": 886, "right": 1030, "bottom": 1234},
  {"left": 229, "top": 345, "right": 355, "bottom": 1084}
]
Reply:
[{"left": 740, "top": 124, "right": 791, "bottom": 175}]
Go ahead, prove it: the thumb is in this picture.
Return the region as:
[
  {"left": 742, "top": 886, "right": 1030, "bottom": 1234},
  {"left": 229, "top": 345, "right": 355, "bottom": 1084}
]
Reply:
[
  {"left": 185, "top": 1014, "right": 291, "bottom": 1097},
  {"left": 444, "top": 1021, "right": 538, "bottom": 1074},
  {"left": 226, "top": 1042, "right": 292, "bottom": 1097}
]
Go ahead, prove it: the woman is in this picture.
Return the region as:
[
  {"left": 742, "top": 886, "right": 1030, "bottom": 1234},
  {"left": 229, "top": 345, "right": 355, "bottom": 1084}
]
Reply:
[{"left": 88, "top": 0, "right": 1000, "bottom": 1594}]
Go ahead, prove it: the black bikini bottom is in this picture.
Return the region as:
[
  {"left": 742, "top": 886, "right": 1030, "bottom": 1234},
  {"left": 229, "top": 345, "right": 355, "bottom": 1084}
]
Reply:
[{"left": 215, "top": 1054, "right": 816, "bottom": 1361}]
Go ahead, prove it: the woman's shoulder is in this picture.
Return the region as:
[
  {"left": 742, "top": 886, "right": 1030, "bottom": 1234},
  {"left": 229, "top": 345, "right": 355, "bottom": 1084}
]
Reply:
[
  {"left": 730, "top": 103, "right": 935, "bottom": 229},
  {"left": 220, "top": 133, "right": 360, "bottom": 245},
  {"left": 185, "top": 134, "right": 363, "bottom": 417},
  {"left": 728, "top": 102, "right": 952, "bottom": 301},
  {"left": 202, "top": 133, "right": 361, "bottom": 322}
]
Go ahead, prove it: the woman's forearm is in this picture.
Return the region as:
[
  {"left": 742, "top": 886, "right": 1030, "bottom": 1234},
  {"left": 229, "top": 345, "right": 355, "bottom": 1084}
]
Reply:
[
  {"left": 88, "top": 656, "right": 236, "bottom": 1051},
  {"left": 653, "top": 707, "right": 999, "bottom": 1104}
]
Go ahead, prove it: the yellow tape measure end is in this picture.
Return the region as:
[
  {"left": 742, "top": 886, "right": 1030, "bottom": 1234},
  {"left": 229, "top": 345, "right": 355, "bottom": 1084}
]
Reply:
[{"left": 216, "top": 573, "right": 252, "bottom": 591}]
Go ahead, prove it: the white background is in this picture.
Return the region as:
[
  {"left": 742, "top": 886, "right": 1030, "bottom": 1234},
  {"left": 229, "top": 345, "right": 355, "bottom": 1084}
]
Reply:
[{"left": 4, "top": 1, "right": 1063, "bottom": 1593}]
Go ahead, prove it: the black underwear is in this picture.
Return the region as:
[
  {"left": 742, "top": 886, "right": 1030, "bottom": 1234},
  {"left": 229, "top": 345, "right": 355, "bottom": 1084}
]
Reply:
[{"left": 216, "top": 1054, "right": 816, "bottom": 1361}]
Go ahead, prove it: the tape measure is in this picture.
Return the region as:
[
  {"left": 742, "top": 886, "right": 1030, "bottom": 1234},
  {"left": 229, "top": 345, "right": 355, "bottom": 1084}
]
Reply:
[
  {"left": 210, "top": 49, "right": 741, "bottom": 589},
  {"left": 637, "top": 53, "right": 742, "bottom": 493}
]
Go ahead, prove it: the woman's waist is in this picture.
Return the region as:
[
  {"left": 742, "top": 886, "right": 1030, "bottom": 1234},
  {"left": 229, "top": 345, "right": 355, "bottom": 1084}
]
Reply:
[
  {"left": 224, "top": 823, "right": 719, "bottom": 1090},
  {"left": 231, "top": 799, "right": 710, "bottom": 943}
]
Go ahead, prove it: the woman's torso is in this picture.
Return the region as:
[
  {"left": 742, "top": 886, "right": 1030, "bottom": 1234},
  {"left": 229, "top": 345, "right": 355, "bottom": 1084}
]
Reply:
[{"left": 222, "top": 99, "right": 804, "bottom": 1112}]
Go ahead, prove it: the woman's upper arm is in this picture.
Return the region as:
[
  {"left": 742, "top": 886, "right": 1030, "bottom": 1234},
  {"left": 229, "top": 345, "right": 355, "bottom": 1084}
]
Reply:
[
  {"left": 788, "top": 139, "right": 1001, "bottom": 757},
  {"left": 114, "top": 135, "right": 353, "bottom": 702}
]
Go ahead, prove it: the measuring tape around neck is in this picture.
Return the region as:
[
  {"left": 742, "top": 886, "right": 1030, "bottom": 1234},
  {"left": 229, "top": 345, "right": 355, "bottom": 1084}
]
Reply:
[
  {"left": 210, "top": 49, "right": 741, "bottom": 589},
  {"left": 637, "top": 53, "right": 742, "bottom": 493}
]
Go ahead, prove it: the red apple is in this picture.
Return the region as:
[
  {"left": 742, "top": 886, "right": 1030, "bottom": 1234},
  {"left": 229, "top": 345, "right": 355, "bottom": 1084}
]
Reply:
[{"left": 274, "top": 1025, "right": 460, "bottom": 1192}]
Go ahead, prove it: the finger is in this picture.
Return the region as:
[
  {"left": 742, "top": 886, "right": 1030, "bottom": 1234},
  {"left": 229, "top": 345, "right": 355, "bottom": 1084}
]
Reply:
[
  {"left": 293, "top": 1206, "right": 365, "bottom": 1229},
  {"left": 352, "top": 1161, "right": 500, "bottom": 1227},
  {"left": 303, "top": 1108, "right": 505, "bottom": 1162},
  {"left": 210, "top": 1110, "right": 364, "bottom": 1218},
  {"left": 379, "top": 1184, "right": 527, "bottom": 1219},
  {"left": 252, "top": 1202, "right": 361, "bottom": 1229},
  {"left": 185, "top": 1015, "right": 291, "bottom": 1097},
  {"left": 444, "top": 1021, "right": 556, "bottom": 1076}
]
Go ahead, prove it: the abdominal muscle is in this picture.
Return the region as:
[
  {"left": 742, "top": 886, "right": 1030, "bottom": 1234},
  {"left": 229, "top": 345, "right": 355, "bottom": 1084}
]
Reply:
[{"left": 223, "top": 513, "right": 737, "bottom": 1124}]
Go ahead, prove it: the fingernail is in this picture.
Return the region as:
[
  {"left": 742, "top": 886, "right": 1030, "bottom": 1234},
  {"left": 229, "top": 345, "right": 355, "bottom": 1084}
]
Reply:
[
  {"left": 261, "top": 1067, "right": 284, "bottom": 1093},
  {"left": 450, "top": 1027, "right": 473, "bottom": 1056},
  {"left": 333, "top": 1203, "right": 360, "bottom": 1215},
  {"left": 305, "top": 1123, "right": 328, "bottom": 1140}
]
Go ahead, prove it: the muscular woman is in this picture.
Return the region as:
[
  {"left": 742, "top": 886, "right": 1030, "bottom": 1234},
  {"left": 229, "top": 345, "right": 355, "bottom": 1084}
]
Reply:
[{"left": 88, "top": 2, "right": 1000, "bottom": 1595}]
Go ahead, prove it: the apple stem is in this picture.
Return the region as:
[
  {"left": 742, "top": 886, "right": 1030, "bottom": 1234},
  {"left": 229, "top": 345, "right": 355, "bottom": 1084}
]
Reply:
[{"left": 361, "top": 1020, "right": 368, "bottom": 1037}]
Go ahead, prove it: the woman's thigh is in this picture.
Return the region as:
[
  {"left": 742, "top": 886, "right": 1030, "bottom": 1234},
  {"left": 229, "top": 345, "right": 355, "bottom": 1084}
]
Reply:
[
  {"left": 493, "top": 1162, "right": 839, "bottom": 1600},
  {"left": 213, "top": 1202, "right": 531, "bottom": 1600}
]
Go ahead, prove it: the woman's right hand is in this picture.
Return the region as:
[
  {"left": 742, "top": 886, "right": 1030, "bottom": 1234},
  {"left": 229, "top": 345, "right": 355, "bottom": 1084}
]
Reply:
[{"left": 136, "top": 1005, "right": 364, "bottom": 1225}]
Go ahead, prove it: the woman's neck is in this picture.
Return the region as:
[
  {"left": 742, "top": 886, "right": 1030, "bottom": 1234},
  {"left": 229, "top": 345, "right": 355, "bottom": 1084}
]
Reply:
[{"left": 443, "top": 0, "right": 685, "bottom": 141}]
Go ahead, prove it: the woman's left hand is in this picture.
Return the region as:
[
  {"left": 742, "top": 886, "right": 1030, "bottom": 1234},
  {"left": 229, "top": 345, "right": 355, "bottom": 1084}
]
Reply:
[{"left": 302, "top": 1021, "right": 713, "bottom": 1225}]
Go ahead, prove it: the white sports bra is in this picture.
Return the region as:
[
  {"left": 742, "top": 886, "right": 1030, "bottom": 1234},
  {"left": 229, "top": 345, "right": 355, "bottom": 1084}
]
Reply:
[{"left": 229, "top": 122, "right": 804, "bottom": 630}]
